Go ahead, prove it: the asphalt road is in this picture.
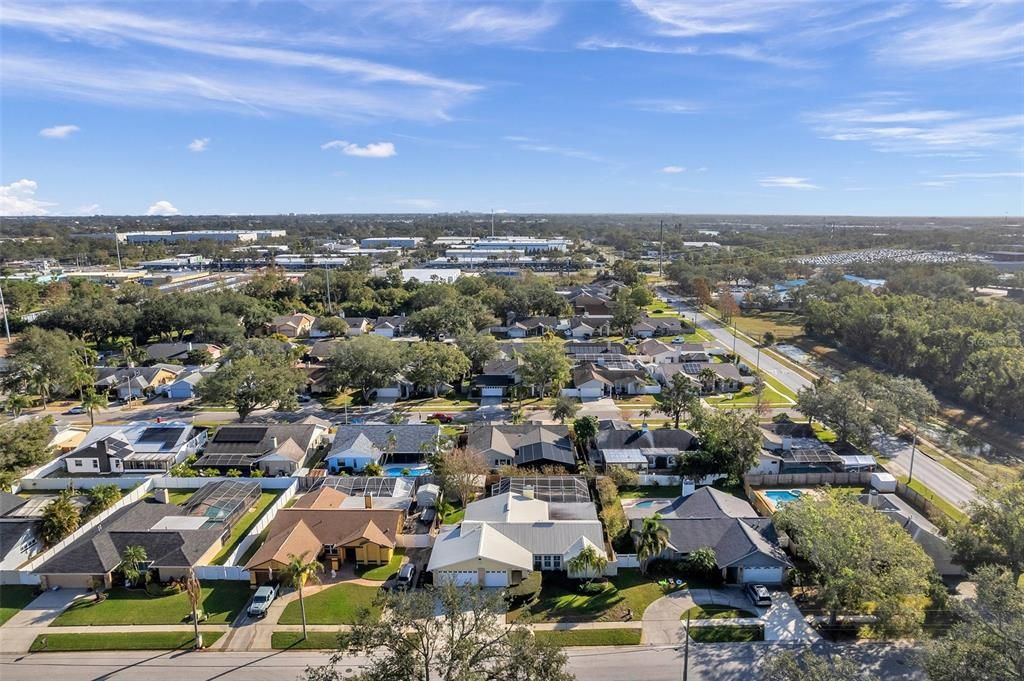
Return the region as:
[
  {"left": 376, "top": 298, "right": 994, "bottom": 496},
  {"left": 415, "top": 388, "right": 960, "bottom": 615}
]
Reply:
[
  {"left": 656, "top": 287, "right": 812, "bottom": 394},
  {"left": 0, "top": 643, "right": 924, "bottom": 681}
]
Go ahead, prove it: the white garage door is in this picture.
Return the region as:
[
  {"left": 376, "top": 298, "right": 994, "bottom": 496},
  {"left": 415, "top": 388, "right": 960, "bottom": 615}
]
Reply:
[
  {"left": 483, "top": 571, "right": 508, "bottom": 587},
  {"left": 741, "top": 567, "right": 783, "bottom": 584},
  {"left": 480, "top": 387, "right": 505, "bottom": 397},
  {"left": 580, "top": 387, "right": 604, "bottom": 399},
  {"left": 437, "top": 570, "right": 478, "bottom": 586}
]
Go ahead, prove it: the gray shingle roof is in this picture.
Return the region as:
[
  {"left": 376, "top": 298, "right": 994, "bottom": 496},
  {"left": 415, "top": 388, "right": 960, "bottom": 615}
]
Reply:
[
  {"left": 595, "top": 423, "right": 696, "bottom": 452},
  {"left": 330, "top": 425, "right": 440, "bottom": 456}
]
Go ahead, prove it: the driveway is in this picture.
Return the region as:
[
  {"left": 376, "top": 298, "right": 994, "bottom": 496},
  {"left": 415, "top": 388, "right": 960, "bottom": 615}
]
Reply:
[
  {"left": 641, "top": 588, "right": 818, "bottom": 645},
  {"left": 0, "top": 588, "right": 89, "bottom": 654},
  {"left": 577, "top": 398, "right": 622, "bottom": 422}
]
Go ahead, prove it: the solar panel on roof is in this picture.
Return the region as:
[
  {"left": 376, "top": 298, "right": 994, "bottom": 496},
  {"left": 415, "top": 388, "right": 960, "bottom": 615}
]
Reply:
[
  {"left": 681, "top": 362, "right": 706, "bottom": 374},
  {"left": 138, "top": 427, "right": 184, "bottom": 448},
  {"left": 215, "top": 427, "right": 266, "bottom": 443}
]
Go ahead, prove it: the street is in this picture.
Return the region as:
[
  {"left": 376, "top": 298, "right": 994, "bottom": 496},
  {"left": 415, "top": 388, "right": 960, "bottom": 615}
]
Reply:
[{"left": 0, "top": 642, "right": 924, "bottom": 681}]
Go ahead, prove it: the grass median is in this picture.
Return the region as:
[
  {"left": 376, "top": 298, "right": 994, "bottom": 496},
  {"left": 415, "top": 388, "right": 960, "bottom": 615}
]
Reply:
[
  {"left": 688, "top": 625, "right": 763, "bottom": 642},
  {"left": 534, "top": 629, "right": 641, "bottom": 646},
  {"left": 272, "top": 631, "right": 343, "bottom": 650},
  {"left": 52, "top": 581, "right": 250, "bottom": 626}
]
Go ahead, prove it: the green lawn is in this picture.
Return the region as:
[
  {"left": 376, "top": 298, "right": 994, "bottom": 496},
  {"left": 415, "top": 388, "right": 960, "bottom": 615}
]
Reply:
[
  {"left": 271, "top": 631, "right": 343, "bottom": 650},
  {"left": 620, "top": 486, "right": 679, "bottom": 499},
  {"left": 533, "top": 629, "right": 641, "bottom": 646},
  {"left": 705, "top": 385, "right": 791, "bottom": 408},
  {"left": 236, "top": 526, "right": 271, "bottom": 566},
  {"left": 682, "top": 604, "right": 756, "bottom": 620},
  {"left": 52, "top": 582, "right": 250, "bottom": 626},
  {"left": 165, "top": 491, "right": 194, "bottom": 505},
  {"left": 30, "top": 631, "right": 223, "bottom": 652},
  {"left": 278, "top": 583, "right": 381, "bottom": 625},
  {"left": 507, "top": 570, "right": 666, "bottom": 623},
  {"left": 355, "top": 550, "right": 405, "bottom": 581},
  {"left": 0, "top": 585, "right": 38, "bottom": 626},
  {"left": 211, "top": 492, "right": 281, "bottom": 565},
  {"left": 688, "top": 625, "right": 763, "bottom": 642},
  {"left": 897, "top": 476, "right": 968, "bottom": 522}
]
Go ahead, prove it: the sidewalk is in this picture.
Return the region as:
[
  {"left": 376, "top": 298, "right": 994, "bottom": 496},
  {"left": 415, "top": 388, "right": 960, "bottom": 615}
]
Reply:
[{"left": 0, "top": 589, "right": 90, "bottom": 654}]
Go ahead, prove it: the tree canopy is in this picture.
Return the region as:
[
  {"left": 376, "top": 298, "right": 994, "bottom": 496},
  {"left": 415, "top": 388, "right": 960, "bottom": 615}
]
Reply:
[{"left": 195, "top": 338, "right": 304, "bottom": 421}]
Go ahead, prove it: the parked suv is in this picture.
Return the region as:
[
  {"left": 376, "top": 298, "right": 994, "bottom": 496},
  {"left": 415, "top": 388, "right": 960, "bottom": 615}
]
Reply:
[
  {"left": 395, "top": 563, "right": 417, "bottom": 591},
  {"left": 745, "top": 583, "right": 772, "bottom": 607},
  {"left": 247, "top": 585, "right": 278, "bottom": 619}
]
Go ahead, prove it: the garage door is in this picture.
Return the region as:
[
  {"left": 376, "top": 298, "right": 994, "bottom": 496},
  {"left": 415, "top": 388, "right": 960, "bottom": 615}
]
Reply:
[
  {"left": 480, "top": 387, "right": 505, "bottom": 397},
  {"left": 580, "top": 387, "right": 604, "bottom": 399},
  {"left": 437, "top": 570, "right": 478, "bottom": 586},
  {"left": 483, "top": 571, "right": 508, "bottom": 587},
  {"left": 740, "top": 567, "right": 783, "bottom": 584}
]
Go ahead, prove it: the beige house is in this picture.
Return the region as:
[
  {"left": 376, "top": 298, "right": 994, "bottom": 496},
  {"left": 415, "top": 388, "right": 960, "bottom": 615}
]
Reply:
[{"left": 270, "top": 313, "right": 316, "bottom": 338}]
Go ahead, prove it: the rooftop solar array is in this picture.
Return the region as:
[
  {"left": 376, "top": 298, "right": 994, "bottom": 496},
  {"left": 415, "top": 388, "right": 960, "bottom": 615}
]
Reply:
[
  {"left": 516, "top": 442, "right": 575, "bottom": 466},
  {"left": 680, "top": 362, "right": 708, "bottom": 375},
  {"left": 215, "top": 427, "right": 266, "bottom": 443},
  {"left": 492, "top": 476, "right": 591, "bottom": 503},
  {"left": 193, "top": 453, "right": 258, "bottom": 468},
  {"left": 782, "top": 448, "right": 842, "bottom": 464},
  {"left": 182, "top": 479, "right": 261, "bottom": 528},
  {"left": 137, "top": 427, "right": 185, "bottom": 449}
]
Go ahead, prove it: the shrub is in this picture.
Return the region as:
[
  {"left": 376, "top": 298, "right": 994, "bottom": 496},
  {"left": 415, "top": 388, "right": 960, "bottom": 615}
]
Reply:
[
  {"left": 606, "top": 465, "right": 639, "bottom": 488},
  {"left": 505, "top": 571, "right": 542, "bottom": 607}
]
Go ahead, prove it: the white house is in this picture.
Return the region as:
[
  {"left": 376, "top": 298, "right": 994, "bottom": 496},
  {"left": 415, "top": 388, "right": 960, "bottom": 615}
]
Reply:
[
  {"left": 63, "top": 421, "right": 207, "bottom": 474},
  {"left": 427, "top": 491, "right": 607, "bottom": 587}
]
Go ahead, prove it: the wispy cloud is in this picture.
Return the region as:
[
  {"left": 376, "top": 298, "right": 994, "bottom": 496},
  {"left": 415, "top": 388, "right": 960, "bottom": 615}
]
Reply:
[
  {"left": 806, "top": 101, "right": 1024, "bottom": 155},
  {"left": 321, "top": 140, "right": 397, "bottom": 158},
  {"left": 759, "top": 176, "right": 821, "bottom": 190},
  {"left": 661, "top": 165, "right": 685, "bottom": 173},
  {"left": 940, "top": 171, "right": 1024, "bottom": 179},
  {"left": 502, "top": 136, "right": 604, "bottom": 162},
  {"left": 918, "top": 180, "right": 953, "bottom": 188},
  {"left": 629, "top": 99, "right": 700, "bottom": 114},
  {"left": 445, "top": 6, "right": 558, "bottom": 42},
  {"left": 0, "top": 179, "right": 55, "bottom": 215},
  {"left": 577, "top": 37, "right": 811, "bottom": 68},
  {"left": 188, "top": 137, "right": 210, "bottom": 152},
  {"left": 39, "top": 124, "right": 80, "bottom": 139},
  {"left": 628, "top": 0, "right": 799, "bottom": 38},
  {"left": 878, "top": 4, "right": 1024, "bottom": 67},
  {"left": 146, "top": 200, "right": 179, "bottom": 216}
]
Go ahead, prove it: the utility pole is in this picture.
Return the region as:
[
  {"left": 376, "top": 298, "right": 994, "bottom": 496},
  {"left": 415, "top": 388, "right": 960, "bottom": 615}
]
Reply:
[
  {"left": 325, "top": 266, "right": 333, "bottom": 314},
  {"left": 0, "top": 281, "right": 11, "bottom": 342},
  {"left": 659, "top": 220, "right": 664, "bottom": 278},
  {"left": 907, "top": 425, "right": 919, "bottom": 483},
  {"left": 113, "top": 227, "right": 123, "bottom": 272},
  {"left": 682, "top": 612, "right": 690, "bottom": 681},
  {"left": 490, "top": 209, "right": 495, "bottom": 238}
]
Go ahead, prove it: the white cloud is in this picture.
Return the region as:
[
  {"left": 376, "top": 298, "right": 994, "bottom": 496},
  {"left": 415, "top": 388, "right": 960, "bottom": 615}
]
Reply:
[
  {"left": 394, "top": 198, "right": 439, "bottom": 209},
  {"left": 446, "top": 6, "right": 558, "bottom": 42},
  {"left": 505, "top": 137, "right": 604, "bottom": 163},
  {"left": 630, "top": 99, "right": 700, "bottom": 114},
  {"left": 321, "top": 140, "right": 397, "bottom": 158},
  {"left": 940, "top": 171, "right": 1024, "bottom": 179},
  {"left": 146, "top": 200, "right": 180, "bottom": 216},
  {"left": 77, "top": 203, "right": 101, "bottom": 214},
  {"left": 806, "top": 102, "right": 1024, "bottom": 155},
  {"left": 0, "top": 179, "right": 55, "bottom": 215},
  {"left": 918, "top": 180, "right": 953, "bottom": 188},
  {"left": 628, "top": 0, "right": 799, "bottom": 37},
  {"left": 577, "top": 37, "right": 810, "bottom": 68},
  {"left": 759, "top": 176, "right": 821, "bottom": 190},
  {"left": 878, "top": 4, "right": 1024, "bottom": 67},
  {"left": 39, "top": 124, "right": 79, "bottom": 138},
  {"left": 188, "top": 137, "right": 210, "bottom": 152},
  {"left": 661, "top": 165, "right": 685, "bottom": 173}
]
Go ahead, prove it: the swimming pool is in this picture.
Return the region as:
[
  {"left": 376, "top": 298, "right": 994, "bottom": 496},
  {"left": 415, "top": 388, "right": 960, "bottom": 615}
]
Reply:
[
  {"left": 634, "top": 500, "right": 661, "bottom": 508},
  {"left": 763, "top": 489, "right": 803, "bottom": 506},
  {"left": 383, "top": 465, "right": 432, "bottom": 477}
]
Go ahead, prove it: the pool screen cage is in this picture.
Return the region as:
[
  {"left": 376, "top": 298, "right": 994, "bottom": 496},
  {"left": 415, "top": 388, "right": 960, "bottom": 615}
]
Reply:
[{"left": 181, "top": 480, "right": 262, "bottom": 529}]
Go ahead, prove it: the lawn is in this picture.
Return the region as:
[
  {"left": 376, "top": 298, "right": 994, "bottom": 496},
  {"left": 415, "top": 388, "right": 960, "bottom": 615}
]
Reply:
[
  {"left": 29, "top": 631, "right": 223, "bottom": 652},
  {"left": 506, "top": 570, "right": 666, "bottom": 623},
  {"left": 533, "top": 629, "right": 641, "bottom": 646},
  {"left": 705, "top": 385, "right": 792, "bottom": 408},
  {"left": 52, "top": 581, "right": 250, "bottom": 626},
  {"left": 272, "top": 631, "right": 343, "bottom": 650},
  {"left": 0, "top": 585, "right": 37, "bottom": 626},
  {"left": 164, "top": 491, "right": 195, "bottom": 505},
  {"left": 682, "top": 604, "right": 756, "bottom": 620},
  {"left": 355, "top": 550, "right": 405, "bottom": 581},
  {"left": 897, "top": 476, "right": 968, "bottom": 522},
  {"left": 211, "top": 491, "right": 281, "bottom": 565},
  {"left": 620, "top": 485, "right": 679, "bottom": 499},
  {"left": 278, "top": 583, "right": 381, "bottom": 625},
  {"left": 688, "top": 625, "right": 763, "bottom": 642},
  {"left": 443, "top": 506, "right": 465, "bottom": 524},
  {"left": 731, "top": 312, "right": 805, "bottom": 342}
]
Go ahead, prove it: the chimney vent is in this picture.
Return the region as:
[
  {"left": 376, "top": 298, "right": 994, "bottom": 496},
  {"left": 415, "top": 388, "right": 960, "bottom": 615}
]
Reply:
[
  {"left": 681, "top": 479, "right": 695, "bottom": 497},
  {"left": 271, "top": 436, "right": 279, "bottom": 449},
  {"left": 364, "top": 493, "right": 373, "bottom": 509}
]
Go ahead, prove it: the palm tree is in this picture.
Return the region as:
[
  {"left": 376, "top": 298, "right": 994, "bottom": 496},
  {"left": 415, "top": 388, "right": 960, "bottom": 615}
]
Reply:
[
  {"left": 640, "top": 409, "right": 652, "bottom": 426},
  {"left": 26, "top": 368, "right": 52, "bottom": 410},
  {"left": 81, "top": 391, "right": 108, "bottom": 426},
  {"left": 698, "top": 367, "right": 718, "bottom": 394},
  {"left": 116, "top": 337, "right": 135, "bottom": 368},
  {"left": 566, "top": 544, "right": 608, "bottom": 588},
  {"left": 185, "top": 569, "right": 204, "bottom": 648},
  {"left": 282, "top": 552, "right": 323, "bottom": 641},
  {"left": 3, "top": 394, "right": 32, "bottom": 417},
  {"left": 119, "top": 545, "right": 148, "bottom": 587},
  {"left": 632, "top": 514, "right": 670, "bottom": 574}
]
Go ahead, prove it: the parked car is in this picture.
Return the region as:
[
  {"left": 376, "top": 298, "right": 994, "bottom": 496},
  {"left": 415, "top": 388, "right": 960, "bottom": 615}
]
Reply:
[
  {"left": 745, "top": 584, "right": 772, "bottom": 607},
  {"left": 247, "top": 584, "right": 278, "bottom": 618},
  {"left": 625, "top": 336, "right": 639, "bottom": 344},
  {"left": 671, "top": 336, "right": 685, "bottom": 345},
  {"left": 62, "top": 406, "right": 86, "bottom": 415},
  {"left": 429, "top": 412, "right": 453, "bottom": 423},
  {"left": 395, "top": 563, "right": 417, "bottom": 591}
]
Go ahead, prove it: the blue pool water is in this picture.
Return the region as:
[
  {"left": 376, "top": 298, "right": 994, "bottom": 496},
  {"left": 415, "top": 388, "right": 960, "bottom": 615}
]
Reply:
[
  {"left": 383, "top": 465, "right": 432, "bottom": 477},
  {"left": 634, "top": 500, "right": 660, "bottom": 508},
  {"left": 764, "top": 489, "right": 803, "bottom": 506}
]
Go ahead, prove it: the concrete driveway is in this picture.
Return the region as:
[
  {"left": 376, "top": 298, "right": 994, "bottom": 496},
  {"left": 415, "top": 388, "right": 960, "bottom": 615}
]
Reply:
[
  {"left": 0, "top": 588, "right": 89, "bottom": 654},
  {"left": 577, "top": 398, "right": 622, "bottom": 421}
]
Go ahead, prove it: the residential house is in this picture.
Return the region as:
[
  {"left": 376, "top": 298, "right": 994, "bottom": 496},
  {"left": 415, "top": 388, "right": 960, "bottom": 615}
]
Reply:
[
  {"left": 326, "top": 424, "right": 441, "bottom": 472},
  {"left": 568, "top": 362, "right": 657, "bottom": 398},
  {"left": 95, "top": 364, "right": 183, "bottom": 399},
  {"left": 749, "top": 423, "right": 844, "bottom": 474},
  {"left": 627, "top": 486, "right": 791, "bottom": 584},
  {"left": 245, "top": 486, "right": 405, "bottom": 583},
  {"left": 636, "top": 338, "right": 677, "bottom": 364},
  {"left": 308, "top": 316, "right": 347, "bottom": 339},
  {"left": 193, "top": 421, "right": 328, "bottom": 476},
  {"left": 655, "top": 361, "right": 750, "bottom": 394},
  {"left": 632, "top": 316, "right": 684, "bottom": 338},
  {"left": 0, "top": 492, "right": 42, "bottom": 569},
  {"left": 34, "top": 484, "right": 258, "bottom": 589},
  {"left": 471, "top": 357, "right": 522, "bottom": 399},
  {"left": 307, "top": 339, "right": 344, "bottom": 362},
  {"left": 270, "top": 313, "right": 316, "bottom": 338},
  {"left": 858, "top": 491, "right": 961, "bottom": 576},
  {"left": 594, "top": 420, "right": 698, "bottom": 471},
  {"left": 343, "top": 317, "right": 372, "bottom": 336},
  {"left": 62, "top": 420, "right": 207, "bottom": 474},
  {"left": 564, "top": 341, "right": 629, "bottom": 359},
  {"left": 427, "top": 491, "right": 608, "bottom": 587},
  {"left": 465, "top": 425, "right": 575, "bottom": 471},
  {"left": 144, "top": 342, "right": 222, "bottom": 364},
  {"left": 504, "top": 316, "right": 562, "bottom": 339},
  {"left": 568, "top": 293, "right": 614, "bottom": 317},
  {"left": 372, "top": 315, "right": 408, "bottom": 338},
  {"left": 161, "top": 366, "right": 217, "bottom": 401},
  {"left": 566, "top": 316, "right": 611, "bottom": 339}
]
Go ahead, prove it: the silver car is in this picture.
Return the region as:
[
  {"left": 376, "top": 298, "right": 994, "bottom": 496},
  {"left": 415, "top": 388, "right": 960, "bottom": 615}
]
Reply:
[{"left": 247, "top": 585, "right": 277, "bottom": 619}]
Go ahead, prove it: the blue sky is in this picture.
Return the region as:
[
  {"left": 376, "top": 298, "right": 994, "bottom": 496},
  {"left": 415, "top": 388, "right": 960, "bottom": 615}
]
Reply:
[{"left": 1, "top": 1, "right": 1022, "bottom": 216}]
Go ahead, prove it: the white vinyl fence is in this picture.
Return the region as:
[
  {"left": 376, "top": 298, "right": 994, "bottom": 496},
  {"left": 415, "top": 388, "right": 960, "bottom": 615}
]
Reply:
[
  {"left": 220, "top": 480, "right": 299, "bottom": 567},
  {"left": 194, "top": 565, "right": 250, "bottom": 581}
]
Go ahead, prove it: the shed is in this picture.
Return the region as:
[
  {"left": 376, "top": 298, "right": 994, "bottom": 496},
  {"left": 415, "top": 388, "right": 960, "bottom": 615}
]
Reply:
[{"left": 416, "top": 483, "right": 441, "bottom": 508}]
